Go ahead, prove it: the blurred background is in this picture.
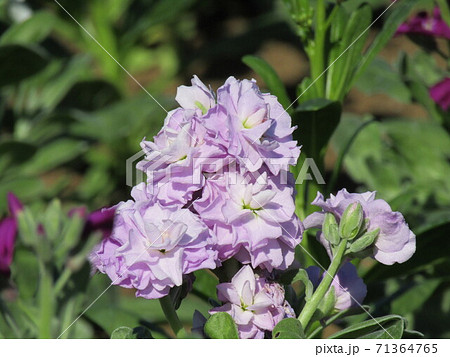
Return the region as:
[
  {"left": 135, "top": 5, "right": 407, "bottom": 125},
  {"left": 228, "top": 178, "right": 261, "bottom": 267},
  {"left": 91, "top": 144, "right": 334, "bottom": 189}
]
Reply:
[{"left": 0, "top": 0, "right": 449, "bottom": 338}]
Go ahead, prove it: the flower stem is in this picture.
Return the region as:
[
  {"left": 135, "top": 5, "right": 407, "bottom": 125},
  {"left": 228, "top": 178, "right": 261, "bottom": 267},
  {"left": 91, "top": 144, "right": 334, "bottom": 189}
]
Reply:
[
  {"left": 159, "top": 295, "right": 184, "bottom": 336},
  {"left": 312, "top": 0, "right": 326, "bottom": 97},
  {"left": 298, "top": 238, "right": 348, "bottom": 329}
]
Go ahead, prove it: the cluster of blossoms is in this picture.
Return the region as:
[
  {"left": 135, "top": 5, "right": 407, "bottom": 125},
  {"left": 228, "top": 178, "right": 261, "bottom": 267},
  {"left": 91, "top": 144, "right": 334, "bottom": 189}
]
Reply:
[
  {"left": 210, "top": 265, "right": 295, "bottom": 339},
  {"left": 90, "top": 76, "right": 303, "bottom": 299},
  {"left": 88, "top": 76, "right": 417, "bottom": 338},
  {"left": 304, "top": 189, "right": 416, "bottom": 265}
]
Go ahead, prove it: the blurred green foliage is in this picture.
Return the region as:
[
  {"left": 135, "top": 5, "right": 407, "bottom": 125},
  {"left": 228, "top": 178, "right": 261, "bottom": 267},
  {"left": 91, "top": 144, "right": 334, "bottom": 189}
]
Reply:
[{"left": 0, "top": 0, "right": 449, "bottom": 339}]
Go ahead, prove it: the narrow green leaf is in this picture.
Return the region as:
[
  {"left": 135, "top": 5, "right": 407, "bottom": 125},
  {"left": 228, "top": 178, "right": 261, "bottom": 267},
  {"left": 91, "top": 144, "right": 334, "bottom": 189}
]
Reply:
[
  {"left": 0, "top": 11, "right": 55, "bottom": 45},
  {"left": 352, "top": 0, "right": 422, "bottom": 86},
  {"left": 328, "top": 315, "right": 405, "bottom": 339},
  {"left": 242, "top": 55, "right": 291, "bottom": 112}
]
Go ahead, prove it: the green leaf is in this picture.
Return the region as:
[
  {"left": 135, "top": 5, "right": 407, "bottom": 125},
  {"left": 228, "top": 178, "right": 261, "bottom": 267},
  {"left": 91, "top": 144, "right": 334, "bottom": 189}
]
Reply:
[
  {"left": 110, "top": 326, "right": 152, "bottom": 339},
  {"left": 204, "top": 312, "right": 239, "bottom": 339},
  {"left": 0, "top": 44, "right": 49, "bottom": 87},
  {"left": 355, "top": 58, "right": 411, "bottom": 103},
  {"left": 272, "top": 318, "right": 305, "bottom": 339},
  {"left": 328, "top": 315, "right": 405, "bottom": 339},
  {"left": 293, "top": 98, "right": 341, "bottom": 164},
  {"left": 10, "top": 248, "right": 40, "bottom": 301},
  {"left": 352, "top": 0, "right": 422, "bottom": 86},
  {"left": 22, "top": 139, "right": 88, "bottom": 176},
  {"left": 0, "top": 11, "right": 56, "bottom": 45},
  {"left": 328, "top": 4, "right": 372, "bottom": 100},
  {"left": 391, "top": 279, "right": 441, "bottom": 316},
  {"left": 111, "top": 326, "right": 134, "bottom": 339},
  {"left": 292, "top": 269, "right": 314, "bottom": 301},
  {"left": 242, "top": 55, "right": 291, "bottom": 112},
  {"left": 360, "top": 319, "right": 404, "bottom": 339}
]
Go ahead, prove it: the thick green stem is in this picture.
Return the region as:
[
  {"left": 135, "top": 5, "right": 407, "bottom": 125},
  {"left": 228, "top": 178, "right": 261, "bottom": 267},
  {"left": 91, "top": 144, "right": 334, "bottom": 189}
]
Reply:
[
  {"left": 298, "top": 239, "right": 348, "bottom": 329},
  {"left": 159, "top": 295, "right": 184, "bottom": 336},
  {"left": 312, "top": 0, "right": 326, "bottom": 97}
]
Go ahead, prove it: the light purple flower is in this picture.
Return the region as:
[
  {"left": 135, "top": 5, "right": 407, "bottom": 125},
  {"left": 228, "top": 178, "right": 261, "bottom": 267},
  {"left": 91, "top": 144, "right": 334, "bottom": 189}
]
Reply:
[
  {"left": 204, "top": 76, "right": 300, "bottom": 175},
  {"left": 307, "top": 262, "right": 367, "bottom": 311},
  {"left": 430, "top": 77, "right": 450, "bottom": 111},
  {"left": 90, "top": 185, "right": 218, "bottom": 299},
  {"left": 304, "top": 189, "right": 415, "bottom": 265},
  {"left": 396, "top": 7, "right": 450, "bottom": 40},
  {"left": 0, "top": 193, "right": 23, "bottom": 275},
  {"left": 210, "top": 265, "right": 293, "bottom": 339},
  {"left": 194, "top": 171, "right": 303, "bottom": 271},
  {"left": 175, "top": 75, "right": 216, "bottom": 114},
  {"left": 138, "top": 108, "right": 226, "bottom": 206}
]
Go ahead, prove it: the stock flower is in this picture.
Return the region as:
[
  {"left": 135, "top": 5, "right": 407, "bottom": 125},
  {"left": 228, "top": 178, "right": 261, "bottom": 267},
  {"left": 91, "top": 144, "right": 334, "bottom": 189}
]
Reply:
[
  {"left": 90, "top": 185, "right": 217, "bottom": 299},
  {"left": 93, "top": 75, "right": 302, "bottom": 297},
  {"left": 138, "top": 108, "right": 226, "bottom": 206},
  {"left": 307, "top": 262, "right": 367, "bottom": 311},
  {"left": 430, "top": 77, "right": 450, "bottom": 111},
  {"left": 0, "top": 193, "right": 23, "bottom": 275},
  {"left": 304, "top": 189, "right": 415, "bottom": 265},
  {"left": 205, "top": 76, "right": 300, "bottom": 174},
  {"left": 210, "top": 265, "right": 293, "bottom": 339},
  {"left": 396, "top": 7, "right": 450, "bottom": 39},
  {"left": 194, "top": 171, "right": 303, "bottom": 271}
]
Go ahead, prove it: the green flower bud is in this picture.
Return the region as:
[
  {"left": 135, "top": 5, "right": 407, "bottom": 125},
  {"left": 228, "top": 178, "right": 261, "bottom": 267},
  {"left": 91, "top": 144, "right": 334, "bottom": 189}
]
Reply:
[
  {"left": 322, "top": 212, "right": 340, "bottom": 246},
  {"left": 339, "top": 202, "right": 363, "bottom": 240},
  {"left": 348, "top": 228, "right": 380, "bottom": 254}
]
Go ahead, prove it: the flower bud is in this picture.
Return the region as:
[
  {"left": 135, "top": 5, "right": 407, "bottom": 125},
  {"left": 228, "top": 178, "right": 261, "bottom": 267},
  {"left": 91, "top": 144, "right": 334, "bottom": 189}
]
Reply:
[
  {"left": 322, "top": 213, "right": 340, "bottom": 246},
  {"left": 339, "top": 202, "right": 363, "bottom": 240},
  {"left": 348, "top": 228, "right": 380, "bottom": 254}
]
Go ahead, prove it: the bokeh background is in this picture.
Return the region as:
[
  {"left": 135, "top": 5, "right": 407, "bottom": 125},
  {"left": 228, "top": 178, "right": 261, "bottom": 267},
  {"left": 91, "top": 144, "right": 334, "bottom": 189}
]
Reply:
[{"left": 0, "top": 0, "right": 449, "bottom": 338}]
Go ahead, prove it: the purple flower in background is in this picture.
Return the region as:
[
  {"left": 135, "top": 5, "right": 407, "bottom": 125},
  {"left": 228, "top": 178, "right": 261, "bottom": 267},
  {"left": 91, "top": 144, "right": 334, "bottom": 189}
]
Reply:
[
  {"left": 430, "top": 77, "right": 450, "bottom": 111},
  {"left": 0, "top": 193, "right": 23, "bottom": 275},
  {"left": 396, "top": 7, "right": 450, "bottom": 39},
  {"left": 69, "top": 206, "right": 115, "bottom": 239},
  {"left": 210, "top": 265, "right": 293, "bottom": 339},
  {"left": 304, "top": 189, "right": 415, "bottom": 265},
  {"left": 90, "top": 185, "right": 218, "bottom": 299},
  {"left": 307, "top": 262, "right": 367, "bottom": 311}
]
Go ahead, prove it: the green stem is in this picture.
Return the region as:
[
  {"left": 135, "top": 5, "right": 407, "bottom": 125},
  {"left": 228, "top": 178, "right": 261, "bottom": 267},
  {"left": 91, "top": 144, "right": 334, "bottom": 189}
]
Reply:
[
  {"left": 38, "top": 262, "right": 54, "bottom": 339},
  {"left": 312, "top": 0, "right": 326, "bottom": 97},
  {"left": 298, "top": 239, "right": 348, "bottom": 329},
  {"left": 159, "top": 296, "right": 184, "bottom": 336}
]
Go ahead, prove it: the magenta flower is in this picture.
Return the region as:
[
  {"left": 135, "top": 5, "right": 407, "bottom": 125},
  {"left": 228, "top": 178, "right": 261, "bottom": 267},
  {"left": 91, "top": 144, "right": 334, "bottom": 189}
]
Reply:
[
  {"left": 307, "top": 262, "right": 367, "bottom": 311},
  {"left": 69, "top": 206, "right": 115, "bottom": 239},
  {"left": 430, "top": 77, "right": 450, "bottom": 111},
  {"left": 396, "top": 7, "right": 450, "bottom": 39},
  {"left": 210, "top": 265, "right": 293, "bottom": 339},
  {"left": 304, "top": 189, "right": 415, "bottom": 265},
  {"left": 0, "top": 193, "right": 23, "bottom": 275},
  {"left": 90, "top": 184, "right": 218, "bottom": 299}
]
